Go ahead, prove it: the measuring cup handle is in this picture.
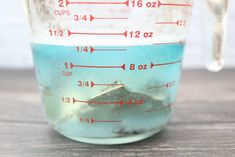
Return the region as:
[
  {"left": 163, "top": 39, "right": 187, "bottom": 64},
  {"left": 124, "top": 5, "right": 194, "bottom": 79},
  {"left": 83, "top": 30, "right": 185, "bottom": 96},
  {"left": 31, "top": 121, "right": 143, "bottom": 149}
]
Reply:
[{"left": 204, "top": 0, "right": 229, "bottom": 72}]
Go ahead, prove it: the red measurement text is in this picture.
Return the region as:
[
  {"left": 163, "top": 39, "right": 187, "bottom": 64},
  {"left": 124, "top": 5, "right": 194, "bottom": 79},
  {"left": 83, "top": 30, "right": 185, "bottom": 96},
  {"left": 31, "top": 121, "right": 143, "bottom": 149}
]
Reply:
[
  {"left": 78, "top": 81, "right": 90, "bottom": 87},
  {"left": 129, "top": 64, "right": 148, "bottom": 71},
  {"left": 77, "top": 81, "right": 124, "bottom": 88},
  {"left": 54, "top": 10, "right": 70, "bottom": 16},
  {"left": 166, "top": 81, "right": 175, "bottom": 88},
  {"left": 79, "top": 117, "right": 122, "bottom": 124},
  {"left": 58, "top": 0, "right": 65, "bottom": 7},
  {"left": 49, "top": 29, "right": 64, "bottom": 37},
  {"left": 80, "top": 117, "right": 95, "bottom": 124},
  {"left": 148, "top": 81, "right": 176, "bottom": 89},
  {"left": 128, "top": 31, "right": 154, "bottom": 38},
  {"left": 74, "top": 14, "right": 88, "bottom": 22},
  {"left": 130, "top": 0, "right": 157, "bottom": 8},
  {"left": 61, "top": 97, "right": 72, "bottom": 103},
  {"left": 126, "top": 98, "right": 144, "bottom": 105},
  {"left": 76, "top": 46, "right": 94, "bottom": 53},
  {"left": 66, "top": 97, "right": 144, "bottom": 106}
]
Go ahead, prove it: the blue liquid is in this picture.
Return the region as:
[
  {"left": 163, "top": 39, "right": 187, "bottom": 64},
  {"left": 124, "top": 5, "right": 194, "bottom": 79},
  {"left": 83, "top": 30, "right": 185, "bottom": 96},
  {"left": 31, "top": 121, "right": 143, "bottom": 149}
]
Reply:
[{"left": 32, "top": 44, "right": 184, "bottom": 144}]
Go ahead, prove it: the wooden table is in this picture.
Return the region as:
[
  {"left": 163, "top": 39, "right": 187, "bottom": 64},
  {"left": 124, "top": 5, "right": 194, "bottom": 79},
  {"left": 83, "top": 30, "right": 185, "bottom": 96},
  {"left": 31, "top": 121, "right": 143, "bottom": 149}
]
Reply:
[{"left": 0, "top": 69, "right": 235, "bottom": 157}]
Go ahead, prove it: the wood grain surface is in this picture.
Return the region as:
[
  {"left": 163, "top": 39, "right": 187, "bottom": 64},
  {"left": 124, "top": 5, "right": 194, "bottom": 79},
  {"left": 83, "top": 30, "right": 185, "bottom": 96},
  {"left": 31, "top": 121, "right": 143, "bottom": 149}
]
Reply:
[{"left": 0, "top": 69, "right": 235, "bottom": 157}]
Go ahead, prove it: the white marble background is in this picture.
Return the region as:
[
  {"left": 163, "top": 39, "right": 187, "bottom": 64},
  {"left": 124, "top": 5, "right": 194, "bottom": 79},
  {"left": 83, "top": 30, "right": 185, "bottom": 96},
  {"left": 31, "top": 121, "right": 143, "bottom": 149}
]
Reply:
[{"left": 0, "top": 0, "right": 234, "bottom": 69}]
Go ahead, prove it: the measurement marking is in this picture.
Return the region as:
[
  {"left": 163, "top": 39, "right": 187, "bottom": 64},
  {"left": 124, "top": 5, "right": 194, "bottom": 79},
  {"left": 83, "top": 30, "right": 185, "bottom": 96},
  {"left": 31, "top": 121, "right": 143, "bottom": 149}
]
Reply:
[
  {"left": 147, "top": 84, "right": 166, "bottom": 89},
  {"left": 150, "top": 59, "right": 182, "bottom": 68},
  {"left": 153, "top": 40, "right": 183, "bottom": 45},
  {"left": 91, "top": 47, "right": 127, "bottom": 53},
  {"left": 70, "top": 63, "right": 126, "bottom": 70},
  {"left": 76, "top": 47, "right": 126, "bottom": 53},
  {"left": 155, "top": 21, "right": 178, "bottom": 25},
  {"left": 90, "top": 15, "right": 128, "bottom": 22},
  {"left": 91, "top": 81, "right": 125, "bottom": 88},
  {"left": 158, "top": 0, "right": 192, "bottom": 8},
  {"left": 66, "top": 0, "right": 129, "bottom": 6},
  {"left": 73, "top": 98, "right": 124, "bottom": 105},
  {"left": 155, "top": 20, "right": 184, "bottom": 26},
  {"left": 145, "top": 105, "right": 171, "bottom": 113},
  {"left": 95, "top": 120, "right": 122, "bottom": 123},
  {"left": 68, "top": 30, "right": 127, "bottom": 37},
  {"left": 148, "top": 81, "right": 175, "bottom": 89}
]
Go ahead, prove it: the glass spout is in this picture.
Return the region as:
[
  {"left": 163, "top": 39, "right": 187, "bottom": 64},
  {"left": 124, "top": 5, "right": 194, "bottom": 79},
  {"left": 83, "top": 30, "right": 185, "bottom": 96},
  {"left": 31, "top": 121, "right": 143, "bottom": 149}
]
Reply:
[{"left": 204, "top": 0, "right": 228, "bottom": 72}]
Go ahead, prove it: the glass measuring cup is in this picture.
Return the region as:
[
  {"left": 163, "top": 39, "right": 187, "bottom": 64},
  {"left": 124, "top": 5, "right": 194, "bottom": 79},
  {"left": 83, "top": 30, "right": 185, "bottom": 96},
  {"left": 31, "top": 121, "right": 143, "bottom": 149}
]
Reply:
[{"left": 23, "top": 0, "right": 228, "bottom": 144}]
